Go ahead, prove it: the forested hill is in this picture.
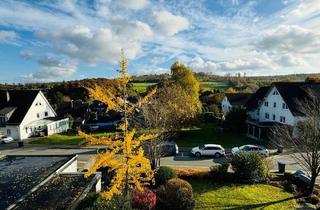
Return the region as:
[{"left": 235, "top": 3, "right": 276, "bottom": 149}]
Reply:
[{"left": 131, "top": 72, "right": 320, "bottom": 83}]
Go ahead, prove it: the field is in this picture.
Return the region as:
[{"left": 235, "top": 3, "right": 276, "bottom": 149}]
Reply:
[
  {"left": 190, "top": 180, "right": 298, "bottom": 210},
  {"left": 200, "top": 81, "right": 231, "bottom": 91},
  {"left": 174, "top": 123, "right": 260, "bottom": 149},
  {"left": 132, "top": 82, "right": 156, "bottom": 93},
  {"left": 132, "top": 81, "right": 231, "bottom": 93}
]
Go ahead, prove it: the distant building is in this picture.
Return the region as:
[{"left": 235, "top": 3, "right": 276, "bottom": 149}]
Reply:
[
  {"left": 246, "top": 82, "right": 320, "bottom": 140},
  {"left": 221, "top": 93, "right": 253, "bottom": 113},
  {"left": 0, "top": 90, "right": 69, "bottom": 140}
]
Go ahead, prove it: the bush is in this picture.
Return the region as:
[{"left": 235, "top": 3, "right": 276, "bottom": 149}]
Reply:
[
  {"left": 282, "top": 181, "right": 298, "bottom": 194},
  {"left": 156, "top": 183, "right": 195, "bottom": 210},
  {"left": 308, "top": 194, "right": 320, "bottom": 205},
  {"left": 79, "top": 194, "right": 133, "bottom": 210},
  {"left": 231, "top": 152, "right": 268, "bottom": 182},
  {"left": 167, "top": 178, "right": 193, "bottom": 193},
  {"left": 155, "top": 166, "right": 177, "bottom": 186},
  {"left": 175, "top": 167, "right": 210, "bottom": 179},
  {"left": 210, "top": 163, "right": 229, "bottom": 177},
  {"left": 132, "top": 188, "right": 156, "bottom": 210}
]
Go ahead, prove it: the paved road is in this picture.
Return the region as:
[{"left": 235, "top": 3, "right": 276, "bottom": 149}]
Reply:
[{"left": 0, "top": 142, "right": 306, "bottom": 173}]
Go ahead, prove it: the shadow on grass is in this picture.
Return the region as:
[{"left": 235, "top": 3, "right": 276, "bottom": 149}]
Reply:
[{"left": 221, "top": 196, "right": 297, "bottom": 210}]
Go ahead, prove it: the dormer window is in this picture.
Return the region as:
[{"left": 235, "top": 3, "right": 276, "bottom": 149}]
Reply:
[{"left": 282, "top": 103, "right": 288, "bottom": 109}]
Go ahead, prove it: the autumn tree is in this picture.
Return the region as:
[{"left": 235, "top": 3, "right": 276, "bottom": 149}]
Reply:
[
  {"left": 79, "top": 52, "right": 157, "bottom": 207},
  {"left": 271, "top": 91, "right": 320, "bottom": 195},
  {"left": 137, "top": 62, "right": 202, "bottom": 168}
]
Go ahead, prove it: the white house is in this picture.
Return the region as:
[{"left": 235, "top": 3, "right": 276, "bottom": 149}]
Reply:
[
  {"left": 246, "top": 82, "right": 320, "bottom": 140},
  {"left": 221, "top": 93, "right": 252, "bottom": 113},
  {"left": 0, "top": 90, "right": 69, "bottom": 140}
]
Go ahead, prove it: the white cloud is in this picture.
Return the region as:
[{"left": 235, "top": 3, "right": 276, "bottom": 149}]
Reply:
[
  {"left": 256, "top": 25, "right": 320, "bottom": 53},
  {"left": 0, "top": 30, "right": 17, "bottom": 42},
  {"left": 276, "top": 54, "right": 304, "bottom": 66},
  {"left": 37, "top": 21, "right": 153, "bottom": 64},
  {"left": 115, "top": 0, "right": 149, "bottom": 10},
  {"left": 19, "top": 51, "right": 32, "bottom": 59},
  {"left": 22, "top": 57, "right": 77, "bottom": 81},
  {"left": 152, "top": 11, "right": 189, "bottom": 36}
]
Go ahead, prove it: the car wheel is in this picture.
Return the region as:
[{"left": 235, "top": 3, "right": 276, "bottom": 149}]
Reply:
[
  {"left": 195, "top": 152, "right": 201, "bottom": 157},
  {"left": 214, "top": 153, "right": 221, "bottom": 158}
]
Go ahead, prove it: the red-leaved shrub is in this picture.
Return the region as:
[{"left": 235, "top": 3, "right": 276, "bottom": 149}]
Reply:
[{"left": 132, "top": 188, "right": 157, "bottom": 210}]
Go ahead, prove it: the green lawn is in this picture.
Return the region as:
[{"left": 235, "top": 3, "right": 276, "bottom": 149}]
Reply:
[
  {"left": 174, "top": 124, "right": 261, "bottom": 149},
  {"left": 29, "top": 132, "right": 118, "bottom": 145},
  {"left": 190, "top": 180, "right": 298, "bottom": 210},
  {"left": 200, "top": 81, "right": 231, "bottom": 91},
  {"left": 132, "top": 82, "right": 156, "bottom": 93}
]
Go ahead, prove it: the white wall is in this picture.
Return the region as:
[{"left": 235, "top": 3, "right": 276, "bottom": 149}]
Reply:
[
  {"left": 221, "top": 96, "right": 232, "bottom": 113},
  {"left": 258, "top": 86, "right": 296, "bottom": 126},
  {"left": 21, "top": 92, "right": 56, "bottom": 126},
  {"left": 47, "top": 118, "right": 69, "bottom": 135},
  {"left": 1, "top": 125, "right": 20, "bottom": 140}
]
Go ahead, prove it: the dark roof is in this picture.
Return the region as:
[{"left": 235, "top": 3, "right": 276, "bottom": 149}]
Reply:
[
  {"left": 0, "top": 90, "right": 39, "bottom": 124},
  {"left": 225, "top": 93, "right": 253, "bottom": 106},
  {"left": 273, "top": 82, "right": 320, "bottom": 116},
  {"left": 0, "top": 156, "right": 70, "bottom": 209},
  {"left": 246, "top": 86, "right": 270, "bottom": 111}
]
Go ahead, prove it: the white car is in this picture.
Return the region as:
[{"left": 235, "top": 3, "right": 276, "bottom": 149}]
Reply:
[
  {"left": 1, "top": 136, "right": 14, "bottom": 144},
  {"left": 191, "top": 144, "right": 225, "bottom": 158},
  {"left": 231, "top": 145, "right": 269, "bottom": 157}
]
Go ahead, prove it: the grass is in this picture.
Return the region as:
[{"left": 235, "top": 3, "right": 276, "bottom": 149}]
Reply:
[
  {"left": 132, "top": 81, "right": 232, "bottom": 93},
  {"left": 29, "top": 132, "right": 118, "bottom": 145},
  {"left": 200, "top": 81, "right": 231, "bottom": 91},
  {"left": 132, "top": 82, "right": 156, "bottom": 93},
  {"left": 174, "top": 123, "right": 260, "bottom": 149},
  {"left": 190, "top": 180, "right": 299, "bottom": 210}
]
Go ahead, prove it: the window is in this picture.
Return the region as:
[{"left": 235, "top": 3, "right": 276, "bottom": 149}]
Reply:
[
  {"left": 45, "top": 111, "right": 48, "bottom": 117},
  {"left": 273, "top": 102, "right": 276, "bottom": 108},
  {"left": 273, "top": 114, "right": 276, "bottom": 120},
  {"left": 37, "top": 113, "right": 40, "bottom": 118},
  {"left": 0, "top": 116, "right": 5, "bottom": 126},
  {"left": 265, "top": 113, "right": 269, "bottom": 119},
  {"left": 280, "top": 116, "right": 286, "bottom": 123},
  {"left": 273, "top": 90, "right": 279, "bottom": 95},
  {"left": 282, "top": 103, "right": 288, "bottom": 109},
  {"left": 7, "top": 129, "right": 11, "bottom": 135},
  {"left": 264, "top": 101, "right": 269, "bottom": 107}
]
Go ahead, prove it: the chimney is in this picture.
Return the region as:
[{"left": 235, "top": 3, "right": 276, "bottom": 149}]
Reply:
[{"left": 6, "top": 91, "right": 10, "bottom": 102}]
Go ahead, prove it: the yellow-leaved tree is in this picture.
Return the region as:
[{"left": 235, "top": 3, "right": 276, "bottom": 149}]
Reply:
[{"left": 79, "top": 52, "right": 157, "bottom": 201}]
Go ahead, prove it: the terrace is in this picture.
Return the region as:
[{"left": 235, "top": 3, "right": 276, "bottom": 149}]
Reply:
[{"left": 0, "top": 155, "right": 101, "bottom": 210}]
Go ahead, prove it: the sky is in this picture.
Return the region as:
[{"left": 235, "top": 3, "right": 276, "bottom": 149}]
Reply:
[{"left": 0, "top": 0, "right": 320, "bottom": 83}]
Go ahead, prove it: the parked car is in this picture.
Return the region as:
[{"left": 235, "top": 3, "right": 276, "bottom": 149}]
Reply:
[
  {"left": 159, "top": 141, "right": 179, "bottom": 156},
  {"left": 1, "top": 136, "right": 14, "bottom": 144},
  {"left": 191, "top": 144, "right": 225, "bottom": 158},
  {"left": 231, "top": 145, "right": 269, "bottom": 157}
]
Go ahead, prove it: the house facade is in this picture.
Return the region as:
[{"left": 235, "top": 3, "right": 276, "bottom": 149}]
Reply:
[
  {"left": 246, "top": 82, "right": 320, "bottom": 140},
  {"left": 0, "top": 90, "right": 69, "bottom": 140},
  {"left": 221, "top": 93, "right": 252, "bottom": 113}
]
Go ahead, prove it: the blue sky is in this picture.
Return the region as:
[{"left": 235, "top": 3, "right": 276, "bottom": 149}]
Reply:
[{"left": 0, "top": 0, "right": 320, "bottom": 83}]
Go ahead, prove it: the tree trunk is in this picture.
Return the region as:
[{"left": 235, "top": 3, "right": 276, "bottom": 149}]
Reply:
[{"left": 308, "top": 172, "right": 317, "bottom": 196}]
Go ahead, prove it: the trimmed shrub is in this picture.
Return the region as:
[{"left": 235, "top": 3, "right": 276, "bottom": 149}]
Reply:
[
  {"left": 132, "top": 188, "right": 157, "bottom": 210},
  {"left": 167, "top": 178, "right": 193, "bottom": 193},
  {"left": 231, "top": 152, "right": 268, "bottom": 182},
  {"left": 156, "top": 183, "right": 195, "bottom": 210},
  {"left": 78, "top": 194, "right": 133, "bottom": 210},
  {"left": 210, "top": 163, "right": 229, "bottom": 177},
  {"left": 175, "top": 167, "right": 210, "bottom": 179},
  {"left": 155, "top": 166, "right": 177, "bottom": 186}
]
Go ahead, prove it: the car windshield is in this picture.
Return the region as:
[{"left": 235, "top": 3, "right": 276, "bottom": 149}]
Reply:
[
  {"left": 239, "top": 145, "right": 246, "bottom": 150},
  {"left": 199, "top": 145, "right": 205, "bottom": 150}
]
